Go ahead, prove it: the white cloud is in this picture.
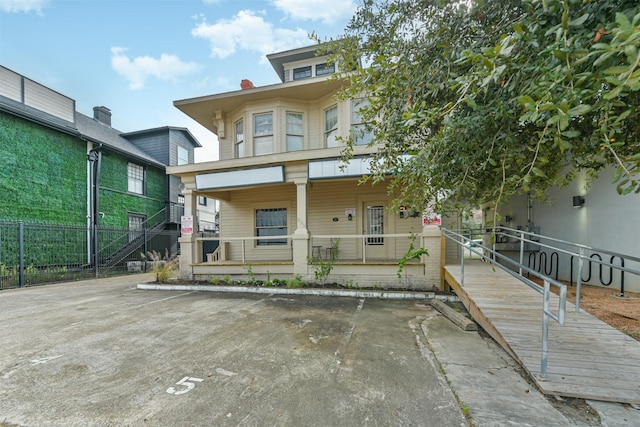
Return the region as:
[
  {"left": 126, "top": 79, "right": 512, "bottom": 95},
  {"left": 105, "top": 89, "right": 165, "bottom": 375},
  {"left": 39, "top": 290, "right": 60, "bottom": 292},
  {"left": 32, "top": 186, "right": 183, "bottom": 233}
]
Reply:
[
  {"left": 191, "top": 9, "right": 310, "bottom": 60},
  {"left": 110, "top": 47, "right": 202, "bottom": 90},
  {"left": 0, "top": 0, "right": 48, "bottom": 14},
  {"left": 271, "top": 0, "right": 356, "bottom": 25}
]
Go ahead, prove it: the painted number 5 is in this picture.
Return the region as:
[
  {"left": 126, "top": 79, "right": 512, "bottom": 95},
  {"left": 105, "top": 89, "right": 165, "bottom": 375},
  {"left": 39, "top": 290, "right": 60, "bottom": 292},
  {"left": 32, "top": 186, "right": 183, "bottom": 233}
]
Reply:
[{"left": 166, "top": 376, "right": 204, "bottom": 395}]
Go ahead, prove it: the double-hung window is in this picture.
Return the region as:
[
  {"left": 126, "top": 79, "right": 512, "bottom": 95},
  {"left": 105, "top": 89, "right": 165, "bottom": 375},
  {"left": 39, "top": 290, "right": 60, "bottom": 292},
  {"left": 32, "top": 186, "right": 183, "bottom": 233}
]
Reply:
[
  {"left": 351, "top": 99, "right": 374, "bottom": 145},
  {"left": 286, "top": 112, "right": 303, "bottom": 152},
  {"left": 324, "top": 105, "right": 338, "bottom": 148},
  {"left": 127, "top": 162, "right": 145, "bottom": 195},
  {"left": 235, "top": 119, "right": 244, "bottom": 158},
  {"left": 255, "top": 208, "right": 287, "bottom": 246},
  {"left": 254, "top": 113, "right": 273, "bottom": 155}
]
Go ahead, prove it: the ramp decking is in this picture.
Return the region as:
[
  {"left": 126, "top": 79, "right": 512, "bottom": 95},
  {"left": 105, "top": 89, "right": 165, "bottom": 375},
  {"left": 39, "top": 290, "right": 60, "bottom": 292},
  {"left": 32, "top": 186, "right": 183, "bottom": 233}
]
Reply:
[{"left": 444, "top": 260, "right": 640, "bottom": 404}]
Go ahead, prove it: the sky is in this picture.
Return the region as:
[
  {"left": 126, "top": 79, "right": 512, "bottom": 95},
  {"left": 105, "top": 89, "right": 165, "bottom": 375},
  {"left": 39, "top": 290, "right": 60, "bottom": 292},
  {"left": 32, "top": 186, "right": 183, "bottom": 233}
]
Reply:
[{"left": 0, "top": 0, "right": 357, "bottom": 162}]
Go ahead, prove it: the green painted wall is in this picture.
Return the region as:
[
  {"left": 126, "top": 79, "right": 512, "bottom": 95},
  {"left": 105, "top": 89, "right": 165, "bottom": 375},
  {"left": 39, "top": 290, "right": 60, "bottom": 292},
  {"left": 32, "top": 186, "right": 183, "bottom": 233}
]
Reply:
[{"left": 0, "top": 113, "right": 87, "bottom": 224}]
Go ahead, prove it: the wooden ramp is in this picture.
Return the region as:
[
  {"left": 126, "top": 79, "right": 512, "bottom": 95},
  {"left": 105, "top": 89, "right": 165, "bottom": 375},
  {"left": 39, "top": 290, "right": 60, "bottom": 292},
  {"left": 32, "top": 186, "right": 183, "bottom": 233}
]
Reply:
[{"left": 444, "top": 260, "right": 640, "bottom": 404}]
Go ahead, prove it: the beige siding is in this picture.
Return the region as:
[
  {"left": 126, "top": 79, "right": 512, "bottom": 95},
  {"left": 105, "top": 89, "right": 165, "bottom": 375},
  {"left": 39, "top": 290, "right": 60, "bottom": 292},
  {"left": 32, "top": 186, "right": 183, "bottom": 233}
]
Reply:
[
  {"left": 24, "top": 78, "right": 74, "bottom": 122},
  {"left": 0, "top": 67, "right": 22, "bottom": 102},
  {"left": 220, "top": 184, "right": 296, "bottom": 262}
]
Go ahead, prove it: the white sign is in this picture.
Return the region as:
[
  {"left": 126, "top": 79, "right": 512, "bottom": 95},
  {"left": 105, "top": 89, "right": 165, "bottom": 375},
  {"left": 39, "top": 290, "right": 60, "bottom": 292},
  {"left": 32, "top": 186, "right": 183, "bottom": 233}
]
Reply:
[{"left": 181, "top": 215, "right": 193, "bottom": 234}]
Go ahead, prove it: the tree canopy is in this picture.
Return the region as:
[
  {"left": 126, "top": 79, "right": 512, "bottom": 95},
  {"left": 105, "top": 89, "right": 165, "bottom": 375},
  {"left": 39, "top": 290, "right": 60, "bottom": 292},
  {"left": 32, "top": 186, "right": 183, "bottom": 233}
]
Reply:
[{"left": 323, "top": 0, "right": 640, "bottom": 214}]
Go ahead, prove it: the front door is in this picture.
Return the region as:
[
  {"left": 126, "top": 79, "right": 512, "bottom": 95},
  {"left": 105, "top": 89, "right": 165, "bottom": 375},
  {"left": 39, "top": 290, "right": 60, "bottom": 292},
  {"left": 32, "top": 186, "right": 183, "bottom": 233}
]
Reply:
[{"left": 363, "top": 202, "right": 388, "bottom": 259}]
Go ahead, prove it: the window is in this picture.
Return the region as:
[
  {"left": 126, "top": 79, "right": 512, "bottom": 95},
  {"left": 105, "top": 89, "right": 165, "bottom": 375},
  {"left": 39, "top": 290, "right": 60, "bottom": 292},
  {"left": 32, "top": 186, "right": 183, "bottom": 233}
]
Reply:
[
  {"left": 293, "top": 66, "right": 312, "bottom": 80},
  {"left": 255, "top": 208, "right": 287, "bottom": 246},
  {"left": 286, "top": 112, "right": 303, "bottom": 151},
  {"left": 254, "top": 113, "right": 273, "bottom": 155},
  {"left": 177, "top": 146, "right": 188, "bottom": 165},
  {"left": 324, "top": 106, "right": 338, "bottom": 147},
  {"left": 351, "top": 99, "right": 374, "bottom": 145},
  {"left": 316, "top": 63, "right": 335, "bottom": 76},
  {"left": 235, "top": 119, "right": 244, "bottom": 158},
  {"left": 127, "top": 162, "right": 144, "bottom": 194},
  {"left": 177, "top": 195, "right": 185, "bottom": 204},
  {"left": 128, "top": 213, "right": 146, "bottom": 242},
  {"left": 198, "top": 196, "right": 207, "bottom": 206}
]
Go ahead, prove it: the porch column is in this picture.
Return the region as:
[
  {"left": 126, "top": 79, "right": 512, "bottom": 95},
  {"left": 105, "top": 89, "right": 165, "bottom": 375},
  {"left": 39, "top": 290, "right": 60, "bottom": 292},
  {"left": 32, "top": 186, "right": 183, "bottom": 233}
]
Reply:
[
  {"left": 292, "top": 178, "right": 309, "bottom": 276},
  {"left": 178, "top": 181, "right": 197, "bottom": 279},
  {"left": 422, "top": 226, "right": 442, "bottom": 289}
]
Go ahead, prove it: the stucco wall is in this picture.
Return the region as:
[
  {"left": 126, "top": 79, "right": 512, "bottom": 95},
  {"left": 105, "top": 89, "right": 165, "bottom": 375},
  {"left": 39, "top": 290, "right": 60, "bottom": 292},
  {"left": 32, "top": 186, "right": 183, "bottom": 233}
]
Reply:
[{"left": 495, "top": 167, "right": 640, "bottom": 292}]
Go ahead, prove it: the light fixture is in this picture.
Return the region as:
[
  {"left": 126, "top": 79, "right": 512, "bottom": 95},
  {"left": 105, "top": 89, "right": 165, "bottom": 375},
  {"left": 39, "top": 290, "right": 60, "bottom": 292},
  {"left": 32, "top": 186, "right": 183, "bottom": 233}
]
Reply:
[{"left": 572, "top": 195, "right": 585, "bottom": 208}]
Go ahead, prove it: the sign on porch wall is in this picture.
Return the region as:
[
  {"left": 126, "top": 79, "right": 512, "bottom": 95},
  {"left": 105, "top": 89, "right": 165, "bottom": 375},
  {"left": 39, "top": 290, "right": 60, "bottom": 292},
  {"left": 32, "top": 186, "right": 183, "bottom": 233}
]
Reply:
[{"left": 181, "top": 215, "right": 194, "bottom": 234}]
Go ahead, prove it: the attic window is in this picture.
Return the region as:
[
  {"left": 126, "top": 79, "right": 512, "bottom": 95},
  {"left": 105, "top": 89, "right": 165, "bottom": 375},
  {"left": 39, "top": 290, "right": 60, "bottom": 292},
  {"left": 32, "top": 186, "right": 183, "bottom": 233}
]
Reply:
[
  {"left": 316, "top": 63, "right": 335, "bottom": 76},
  {"left": 293, "top": 66, "right": 312, "bottom": 80}
]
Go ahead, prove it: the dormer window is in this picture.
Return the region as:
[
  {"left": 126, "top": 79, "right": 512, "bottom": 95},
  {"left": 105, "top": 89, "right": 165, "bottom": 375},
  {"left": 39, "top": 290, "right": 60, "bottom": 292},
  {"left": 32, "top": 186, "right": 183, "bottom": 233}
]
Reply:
[
  {"left": 293, "top": 66, "right": 312, "bottom": 80},
  {"left": 316, "top": 63, "right": 335, "bottom": 76}
]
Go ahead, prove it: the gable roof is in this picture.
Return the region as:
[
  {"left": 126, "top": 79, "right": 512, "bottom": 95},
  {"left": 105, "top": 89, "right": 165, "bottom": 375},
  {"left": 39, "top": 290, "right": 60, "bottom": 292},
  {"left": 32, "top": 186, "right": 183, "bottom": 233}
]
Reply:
[{"left": 75, "top": 112, "right": 166, "bottom": 168}]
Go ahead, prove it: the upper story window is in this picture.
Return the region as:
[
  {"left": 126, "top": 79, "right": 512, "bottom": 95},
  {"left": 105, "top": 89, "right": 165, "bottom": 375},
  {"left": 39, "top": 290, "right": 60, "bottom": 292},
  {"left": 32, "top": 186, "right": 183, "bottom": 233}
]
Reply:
[
  {"left": 177, "top": 195, "right": 185, "bottom": 204},
  {"left": 351, "top": 99, "right": 374, "bottom": 146},
  {"left": 293, "top": 66, "right": 312, "bottom": 80},
  {"left": 316, "top": 63, "right": 335, "bottom": 76},
  {"left": 254, "top": 113, "right": 274, "bottom": 156},
  {"left": 198, "top": 196, "right": 207, "bottom": 206},
  {"left": 325, "top": 105, "right": 339, "bottom": 148},
  {"left": 286, "top": 112, "right": 303, "bottom": 152},
  {"left": 127, "top": 162, "right": 145, "bottom": 195},
  {"left": 177, "top": 146, "right": 188, "bottom": 165},
  {"left": 235, "top": 119, "right": 244, "bottom": 158}
]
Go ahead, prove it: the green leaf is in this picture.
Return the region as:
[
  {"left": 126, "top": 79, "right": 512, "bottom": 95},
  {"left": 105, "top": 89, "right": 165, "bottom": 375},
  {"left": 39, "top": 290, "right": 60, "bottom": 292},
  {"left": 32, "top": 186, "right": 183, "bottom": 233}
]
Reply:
[
  {"left": 568, "top": 104, "right": 592, "bottom": 117},
  {"left": 561, "top": 130, "right": 581, "bottom": 138},
  {"left": 569, "top": 13, "right": 589, "bottom": 27},
  {"left": 517, "top": 96, "right": 535, "bottom": 106}
]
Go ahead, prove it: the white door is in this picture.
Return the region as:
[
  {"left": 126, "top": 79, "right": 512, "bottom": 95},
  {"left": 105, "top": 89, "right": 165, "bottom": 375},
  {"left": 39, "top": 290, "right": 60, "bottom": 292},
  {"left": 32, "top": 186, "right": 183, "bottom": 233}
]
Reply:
[{"left": 363, "top": 202, "right": 388, "bottom": 259}]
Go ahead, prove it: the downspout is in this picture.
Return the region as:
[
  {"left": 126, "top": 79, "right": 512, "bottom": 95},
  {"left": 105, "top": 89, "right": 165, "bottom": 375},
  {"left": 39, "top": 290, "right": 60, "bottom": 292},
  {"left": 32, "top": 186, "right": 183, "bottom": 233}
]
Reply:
[{"left": 88, "top": 144, "right": 103, "bottom": 277}]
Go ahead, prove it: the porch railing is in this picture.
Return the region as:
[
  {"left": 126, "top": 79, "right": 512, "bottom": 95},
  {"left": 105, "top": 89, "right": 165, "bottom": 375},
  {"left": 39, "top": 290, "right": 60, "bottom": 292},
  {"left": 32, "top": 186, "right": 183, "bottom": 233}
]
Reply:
[{"left": 196, "top": 232, "right": 425, "bottom": 264}]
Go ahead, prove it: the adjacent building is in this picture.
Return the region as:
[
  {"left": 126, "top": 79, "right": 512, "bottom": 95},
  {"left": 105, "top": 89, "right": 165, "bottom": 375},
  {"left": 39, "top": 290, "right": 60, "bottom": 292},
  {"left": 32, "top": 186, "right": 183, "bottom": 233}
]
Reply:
[{"left": 0, "top": 65, "right": 201, "bottom": 275}]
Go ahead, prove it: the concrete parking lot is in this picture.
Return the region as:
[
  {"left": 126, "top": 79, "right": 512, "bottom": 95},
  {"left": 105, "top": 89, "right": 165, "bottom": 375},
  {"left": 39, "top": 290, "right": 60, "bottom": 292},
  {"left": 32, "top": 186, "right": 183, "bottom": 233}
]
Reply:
[{"left": 1, "top": 275, "right": 637, "bottom": 426}]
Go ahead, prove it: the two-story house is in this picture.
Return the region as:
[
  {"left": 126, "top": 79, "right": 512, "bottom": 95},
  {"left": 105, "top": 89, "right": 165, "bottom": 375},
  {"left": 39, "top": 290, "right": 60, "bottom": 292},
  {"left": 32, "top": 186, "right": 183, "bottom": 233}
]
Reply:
[{"left": 168, "top": 45, "right": 441, "bottom": 288}]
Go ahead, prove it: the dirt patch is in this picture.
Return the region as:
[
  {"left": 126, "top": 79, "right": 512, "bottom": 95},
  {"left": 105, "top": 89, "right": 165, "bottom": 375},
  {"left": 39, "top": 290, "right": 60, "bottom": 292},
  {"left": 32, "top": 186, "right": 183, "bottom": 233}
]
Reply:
[
  {"left": 555, "top": 284, "right": 640, "bottom": 341},
  {"left": 531, "top": 277, "right": 640, "bottom": 341}
]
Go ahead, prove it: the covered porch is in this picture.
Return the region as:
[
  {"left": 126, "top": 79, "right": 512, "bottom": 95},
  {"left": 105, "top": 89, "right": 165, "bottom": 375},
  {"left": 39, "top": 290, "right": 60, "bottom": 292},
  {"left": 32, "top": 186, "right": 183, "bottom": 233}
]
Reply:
[{"left": 171, "top": 151, "right": 441, "bottom": 290}]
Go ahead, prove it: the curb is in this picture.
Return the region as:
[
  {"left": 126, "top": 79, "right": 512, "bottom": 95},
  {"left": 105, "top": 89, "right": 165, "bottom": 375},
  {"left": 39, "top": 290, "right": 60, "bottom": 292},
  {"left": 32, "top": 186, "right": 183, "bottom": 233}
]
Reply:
[{"left": 137, "top": 283, "right": 460, "bottom": 302}]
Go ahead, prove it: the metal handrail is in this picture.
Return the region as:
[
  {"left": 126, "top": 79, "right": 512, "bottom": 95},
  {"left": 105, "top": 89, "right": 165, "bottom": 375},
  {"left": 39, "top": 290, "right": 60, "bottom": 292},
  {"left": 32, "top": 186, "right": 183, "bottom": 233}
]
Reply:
[{"left": 443, "top": 228, "right": 567, "bottom": 379}]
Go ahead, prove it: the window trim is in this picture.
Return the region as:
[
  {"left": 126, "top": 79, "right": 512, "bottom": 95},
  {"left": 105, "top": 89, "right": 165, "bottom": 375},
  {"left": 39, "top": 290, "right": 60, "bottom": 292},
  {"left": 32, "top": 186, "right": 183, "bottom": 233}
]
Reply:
[
  {"left": 127, "top": 162, "right": 145, "bottom": 195},
  {"left": 324, "top": 105, "right": 338, "bottom": 148},
  {"left": 351, "top": 98, "right": 374, "bottom": 146},
  {"left": 177, "top": 146, "right": 189, "bottom": 165},
  {"left": 235, "top": 118, "right": 244, "bottom": 158},
  {"left": 255, "top": 206, "right": 288, "bottom": 246},
  {"left": 316, "top": 62, "right": 335, "bottom": 76},
  {"left": 286, "top": 111, "right": 304, "bottom": 152},
  {"left": 293, "top": 66, "right": 312, "bottom": 80},
  {"left": 253, "top": 112, "right": 274, "bottom": 156}
]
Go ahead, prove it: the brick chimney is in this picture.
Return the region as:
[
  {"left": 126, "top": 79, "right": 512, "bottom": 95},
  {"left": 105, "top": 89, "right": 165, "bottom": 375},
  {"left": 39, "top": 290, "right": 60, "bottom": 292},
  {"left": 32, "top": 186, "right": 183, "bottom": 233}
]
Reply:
[
  {"left": 240, "top": 79, "right": 255, "bottom": 90},
  {"left": 93, "top": 106, "right": 112, "bottom": 126}
]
